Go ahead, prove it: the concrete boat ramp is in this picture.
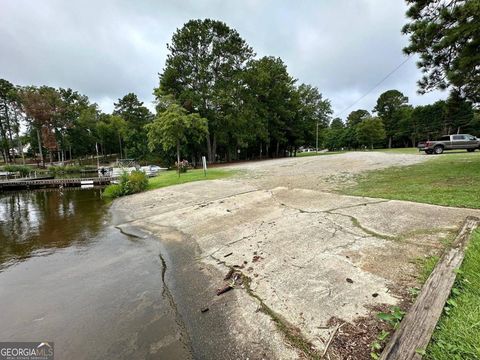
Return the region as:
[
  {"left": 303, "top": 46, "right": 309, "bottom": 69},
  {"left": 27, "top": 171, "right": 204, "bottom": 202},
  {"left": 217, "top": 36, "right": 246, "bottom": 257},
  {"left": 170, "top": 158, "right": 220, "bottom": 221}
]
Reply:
[{"left": 113, "top": 152, "right": 480, "bottom": 359}]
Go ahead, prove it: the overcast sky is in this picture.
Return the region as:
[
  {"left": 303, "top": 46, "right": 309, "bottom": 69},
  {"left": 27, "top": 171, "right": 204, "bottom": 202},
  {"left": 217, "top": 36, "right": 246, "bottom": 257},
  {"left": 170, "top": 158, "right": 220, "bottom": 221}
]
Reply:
[{"left": 1, "top": 0, "right": 447, "bottom": 120}]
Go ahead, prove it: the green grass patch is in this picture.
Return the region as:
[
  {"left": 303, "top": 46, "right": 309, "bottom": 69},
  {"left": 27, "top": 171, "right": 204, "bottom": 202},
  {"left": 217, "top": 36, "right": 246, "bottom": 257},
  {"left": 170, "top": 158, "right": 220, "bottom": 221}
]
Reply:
[
  {"left": 343, "top": 152, "right": 480, "bottom": 208},
  {"left": 1, "top": 164, "right": 34, "bottom": 176},
  {"left": 296, "top": 151, "right": 345, "bottom": 157},
  {"left": 146, "top": 168, "right": 234, "bottom": 191},
  {"left": 377, "top": 147, "right": 421, "bottom": 155},
  {"left": 425, "top": 230, "right": 480, "bottom": 360},
  {"left": 417, "top": 255, "right": 440, "bottom": 284}
]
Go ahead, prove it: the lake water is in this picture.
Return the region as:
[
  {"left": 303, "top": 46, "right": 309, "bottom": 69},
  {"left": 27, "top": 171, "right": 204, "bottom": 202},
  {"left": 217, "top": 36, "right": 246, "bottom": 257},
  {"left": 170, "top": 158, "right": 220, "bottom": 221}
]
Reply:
[{"left": 0, "top": 189, "right": 192, "bottom": 359}]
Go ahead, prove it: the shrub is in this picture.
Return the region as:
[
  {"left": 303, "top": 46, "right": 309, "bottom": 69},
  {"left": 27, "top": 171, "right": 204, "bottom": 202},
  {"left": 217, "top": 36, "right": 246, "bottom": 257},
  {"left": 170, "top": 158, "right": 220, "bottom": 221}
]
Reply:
[
  {"left": 103, "top": 170, "right": 148, "bottom": 198},
  {"left": 124, "top": 170, "right": 148, "bottom": 194},
  {"left": 177, "top": 160, "right": 190, "bottom": 173},
  {"left": 2, "top": 165, "right": 33, "bottom": 177},
  {"left": 48, "top": 165, "right": 84, "bottom": 175},
  {"left": 102, "top": 184, "right": 123, "bottom": 198}
]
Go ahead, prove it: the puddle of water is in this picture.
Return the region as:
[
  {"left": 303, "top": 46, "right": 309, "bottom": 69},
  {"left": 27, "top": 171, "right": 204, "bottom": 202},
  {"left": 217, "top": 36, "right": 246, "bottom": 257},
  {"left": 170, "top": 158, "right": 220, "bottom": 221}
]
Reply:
[{"left": 0, "top": 189, "right": 191, "bottom": 359}]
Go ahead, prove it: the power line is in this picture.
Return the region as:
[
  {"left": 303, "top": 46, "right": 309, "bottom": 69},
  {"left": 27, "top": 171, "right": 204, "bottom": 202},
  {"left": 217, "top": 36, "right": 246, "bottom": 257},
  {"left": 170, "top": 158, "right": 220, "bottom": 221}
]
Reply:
[{"left": 334, "top": 55, "right": 414, "bottom": 118}]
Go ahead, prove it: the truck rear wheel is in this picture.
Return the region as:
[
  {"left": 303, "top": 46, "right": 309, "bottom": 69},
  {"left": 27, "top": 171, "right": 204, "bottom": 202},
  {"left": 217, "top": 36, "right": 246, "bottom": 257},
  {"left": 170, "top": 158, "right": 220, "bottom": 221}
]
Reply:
[
  {"left": 467, "top": 148, "right": 475, "bottom": 152},
  {"left": 434, "top": 145, "right": 444, "bottom": 154}
]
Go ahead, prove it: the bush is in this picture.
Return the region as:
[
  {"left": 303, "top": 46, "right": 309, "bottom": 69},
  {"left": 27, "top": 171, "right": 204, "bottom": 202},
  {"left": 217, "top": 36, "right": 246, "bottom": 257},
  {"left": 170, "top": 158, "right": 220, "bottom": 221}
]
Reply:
[
  {"left": 2, "top": 165, "right": 33, "bottom": 177},
  {"left": 102, "top": 184, "right": 123, "bottom": 198},
  {"left": 103, "top": 170, "right": 148, "bottom": 198},
  {"left": 48, "top": 165, "right": 84, "bottom": 175},
  {"left": 124, "top": 170, "right": 149, "bottom": 194},
  {"left": 177, "top": 160, "right": 190, "bottom": 173}
]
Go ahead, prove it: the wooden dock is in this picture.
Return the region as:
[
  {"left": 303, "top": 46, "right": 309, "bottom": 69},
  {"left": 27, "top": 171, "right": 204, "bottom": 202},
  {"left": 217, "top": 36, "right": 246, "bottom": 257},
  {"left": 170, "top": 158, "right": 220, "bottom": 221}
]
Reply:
[{"left": 0, "top": 177, "right": 115, "bottom": 191}]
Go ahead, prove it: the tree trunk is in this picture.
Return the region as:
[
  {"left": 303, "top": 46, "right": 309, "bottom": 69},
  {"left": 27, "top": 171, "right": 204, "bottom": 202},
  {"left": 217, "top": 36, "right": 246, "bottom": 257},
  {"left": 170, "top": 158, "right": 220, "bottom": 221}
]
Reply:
[
  {"left": 212, "top": 134, "right": 217, "bottom": 163},
  {"left": 276, "top": 141, "right": 279, "bottom": 158},
  {"left": 36, "top": 128, "right": 44, "bottom": 166},
  {"left": 226, "top": 147, "right": 231, "bottom": 162},
  {"left": 206, "top": 133, "right": 213, "bottom": 163},
  {"left": 0, "top": 109, "right": 9, "bottom": 163},
  {"left": 17, "top": 135, "right": 25, "bottom": 165},
  {"left": 3, "top": 104, "right": 14, "bottom": 162},
  {"left": 118, "top": 133, "right": 122, "bottom": 159},
  {"left": 388, "top": 136, "right": 392, "bottom": 149},
  {"left": 176, "top": 140, "right": 181, "bottom": 177}
]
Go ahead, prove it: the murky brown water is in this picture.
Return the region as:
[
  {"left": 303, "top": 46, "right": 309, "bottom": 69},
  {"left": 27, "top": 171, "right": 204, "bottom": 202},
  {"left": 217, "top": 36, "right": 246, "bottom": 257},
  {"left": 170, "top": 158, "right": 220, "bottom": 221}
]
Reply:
[{"left": 0, "top": 189, "right": 191, "bottom": 359}]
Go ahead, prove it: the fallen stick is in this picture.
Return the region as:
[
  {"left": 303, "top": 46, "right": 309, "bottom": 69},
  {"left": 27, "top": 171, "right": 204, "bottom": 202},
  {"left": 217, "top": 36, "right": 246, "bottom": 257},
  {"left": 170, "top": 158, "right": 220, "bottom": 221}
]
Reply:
[
  {"left": 216, "top": 284, "right": 233, "bottom": 296},
  {"left": 322, "top": 322, "right": 345, "bottom": 358}
]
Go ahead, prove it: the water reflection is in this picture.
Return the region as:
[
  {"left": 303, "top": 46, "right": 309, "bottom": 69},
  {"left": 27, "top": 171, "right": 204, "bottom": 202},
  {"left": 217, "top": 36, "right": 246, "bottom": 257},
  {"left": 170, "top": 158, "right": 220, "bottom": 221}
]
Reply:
[{"left": 0, "top": 189, "right": 106, "bottom": 270}]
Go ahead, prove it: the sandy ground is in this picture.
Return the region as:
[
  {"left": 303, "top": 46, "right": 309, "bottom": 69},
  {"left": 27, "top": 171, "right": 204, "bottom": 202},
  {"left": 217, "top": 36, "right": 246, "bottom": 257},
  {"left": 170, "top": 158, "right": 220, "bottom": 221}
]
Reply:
[{"left": 113, "top": 152, "right": 479, "bottom": 359}]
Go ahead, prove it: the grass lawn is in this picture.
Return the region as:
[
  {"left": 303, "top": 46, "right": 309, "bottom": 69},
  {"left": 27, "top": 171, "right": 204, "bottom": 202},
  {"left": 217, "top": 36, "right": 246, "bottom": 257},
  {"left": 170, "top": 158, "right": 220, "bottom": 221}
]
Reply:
[
  {"left": 342, "top": 152, "right": 480, "bottom": 209},
  {"left": 377, "top": 147, "right": 421, "bottom": 155},
  {"left": 296, "top": 151, "right": 345, "bottom": 157},
  {"left": 147, "top": 168, "right": 234, "bottom": 190},
  {"left": 425, "top": 230, "right": 480, "bottom": 360}
]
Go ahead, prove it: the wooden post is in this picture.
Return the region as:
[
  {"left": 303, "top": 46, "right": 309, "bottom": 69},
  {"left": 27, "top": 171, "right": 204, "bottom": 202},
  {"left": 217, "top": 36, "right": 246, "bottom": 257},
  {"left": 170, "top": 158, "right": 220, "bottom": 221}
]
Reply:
[{"left": 380, "top": 216, "right": 480, "bottom": 360}]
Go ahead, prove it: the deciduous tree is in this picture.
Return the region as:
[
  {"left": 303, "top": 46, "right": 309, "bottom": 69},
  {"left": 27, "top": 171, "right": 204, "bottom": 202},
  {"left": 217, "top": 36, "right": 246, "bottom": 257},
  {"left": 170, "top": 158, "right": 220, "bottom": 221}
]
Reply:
[
  {"left": 146, "top": 100, "right": 208, "bottom": 171},
  {"left": 356, "top": 117, "right": 386, "bottom": 149}
]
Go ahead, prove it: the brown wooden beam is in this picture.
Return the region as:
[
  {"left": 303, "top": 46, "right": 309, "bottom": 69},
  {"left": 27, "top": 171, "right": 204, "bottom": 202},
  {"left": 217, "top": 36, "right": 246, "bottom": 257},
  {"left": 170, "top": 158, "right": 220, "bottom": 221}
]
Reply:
[{"left": 380, "top": 216, "right": 480, "bottom": 360}]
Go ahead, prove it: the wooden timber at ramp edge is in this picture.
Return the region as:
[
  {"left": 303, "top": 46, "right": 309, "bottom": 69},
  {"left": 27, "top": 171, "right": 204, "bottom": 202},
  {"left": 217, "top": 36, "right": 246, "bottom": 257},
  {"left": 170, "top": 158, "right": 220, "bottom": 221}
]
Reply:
[{"left": 380, "top": 216, "right": 480, "bottom": 360}]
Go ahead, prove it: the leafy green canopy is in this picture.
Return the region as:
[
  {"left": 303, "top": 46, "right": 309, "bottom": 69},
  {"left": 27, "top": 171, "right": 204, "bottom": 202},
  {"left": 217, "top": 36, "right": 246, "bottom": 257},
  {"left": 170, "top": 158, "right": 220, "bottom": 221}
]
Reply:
[
  {"left": 113, "top": 93, "right": 153, "bottom": 159},
  {"left": 158, "top": 19, "right": 253, "bottom": 161},
  {"left": 146, "top": 99, "right": 208, "bottom": 166},
  {"left": 403, "top": 0, "right": 480, "bottom": 104}
]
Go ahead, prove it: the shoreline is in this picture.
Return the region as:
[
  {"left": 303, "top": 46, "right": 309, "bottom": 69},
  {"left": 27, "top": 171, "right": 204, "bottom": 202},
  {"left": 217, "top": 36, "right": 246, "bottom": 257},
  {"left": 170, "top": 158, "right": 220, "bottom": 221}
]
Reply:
[{"left": 112, "top": 204, "right": 295, "bottom": 359}]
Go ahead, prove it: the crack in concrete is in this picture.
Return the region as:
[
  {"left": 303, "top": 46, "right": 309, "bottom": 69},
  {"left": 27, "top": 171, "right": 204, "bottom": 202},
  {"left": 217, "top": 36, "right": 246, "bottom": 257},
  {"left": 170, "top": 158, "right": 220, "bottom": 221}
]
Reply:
[
  {"left": 266, "top": 188, "right": 398, "bottom": 242},
  {"left": 208, "top": 253, "right": 324, "bottom": 359},
  {"left": 326, "top": 211, "right": 396, "bottom": 240},
  {"left": 324, "top": 199, "right": 390, "bottom": 213}
]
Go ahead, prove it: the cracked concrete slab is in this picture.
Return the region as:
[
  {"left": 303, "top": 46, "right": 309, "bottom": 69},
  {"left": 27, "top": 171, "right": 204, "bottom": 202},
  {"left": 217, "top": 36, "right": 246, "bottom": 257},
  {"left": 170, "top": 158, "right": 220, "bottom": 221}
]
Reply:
[
  {"left": 333, "top": 200, "right": 480, "bottom": 237},
  {"left": 113, "top": 152, "right": 478, "bottom": 359}
]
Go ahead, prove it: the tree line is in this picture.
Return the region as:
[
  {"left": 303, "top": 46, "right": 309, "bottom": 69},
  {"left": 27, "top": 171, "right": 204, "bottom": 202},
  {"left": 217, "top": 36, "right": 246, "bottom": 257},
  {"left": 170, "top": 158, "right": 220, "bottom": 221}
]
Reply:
[
  {"left": 323, "top": 89, "right": 480, "bottom": 151},
  {"left": 1, "top": 0, "right": 479, "bottom": 165},
  {"left": 0, "top": 19, "right": 333, "bottom": 165},
  {"left": 0, "top": 79, "right": 153, "bottom": 165}
]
